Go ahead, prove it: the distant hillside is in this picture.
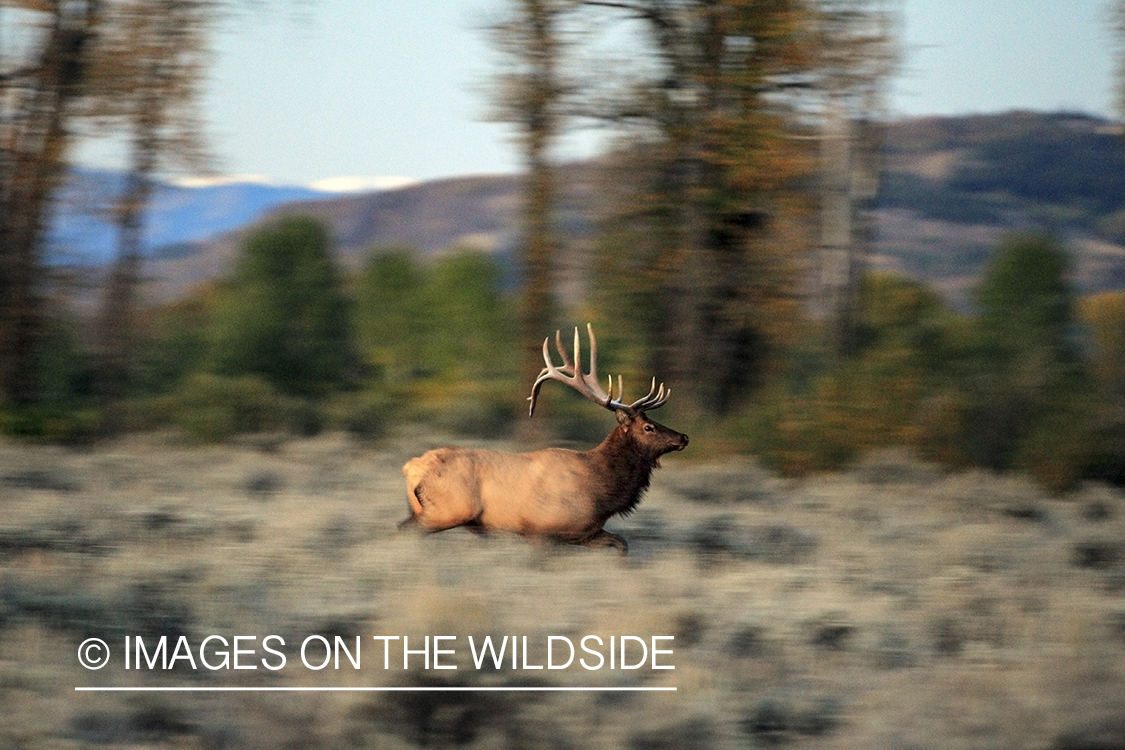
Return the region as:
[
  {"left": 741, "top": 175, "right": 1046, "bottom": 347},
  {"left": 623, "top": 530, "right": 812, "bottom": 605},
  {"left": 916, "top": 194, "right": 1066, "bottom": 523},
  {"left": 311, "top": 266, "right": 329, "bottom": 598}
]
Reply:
[
  {"left": 881, "top": 112, "right": 1125, "bottom": 229},
  {"left": 135, "top": 174, "right": 517, "bottom": 300},
  {"left": 46, "top": 169, "right": 337, "bottom": 265},
  {"left": 139, "top": 166, "right": 599, "bottom": 301},
  {"left": 871, "top": 111, "right": 1125, "bottom": 305},
  {"left": 54, "top": 111, "right": 1125, "bottom": 305},
  {"left": 275, "top": 173, "right": 525, "bottom": 260}
]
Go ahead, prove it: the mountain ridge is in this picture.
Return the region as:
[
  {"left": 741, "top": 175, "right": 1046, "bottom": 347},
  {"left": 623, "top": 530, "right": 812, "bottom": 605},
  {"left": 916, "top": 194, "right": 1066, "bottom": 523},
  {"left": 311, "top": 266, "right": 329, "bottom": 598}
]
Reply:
[
  {"left": 45, "top": 169, "right": 421, "bottom": 266},
  {"left": 51, "top": 110, "right": 1125, "bottom": 306}
]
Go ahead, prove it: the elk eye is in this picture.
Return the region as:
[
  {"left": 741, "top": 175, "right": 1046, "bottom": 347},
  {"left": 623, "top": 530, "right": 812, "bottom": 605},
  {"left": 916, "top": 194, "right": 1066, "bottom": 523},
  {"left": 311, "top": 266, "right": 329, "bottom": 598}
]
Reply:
[{"left": 644, "top": 424, "right": 655, "bottom": 432}]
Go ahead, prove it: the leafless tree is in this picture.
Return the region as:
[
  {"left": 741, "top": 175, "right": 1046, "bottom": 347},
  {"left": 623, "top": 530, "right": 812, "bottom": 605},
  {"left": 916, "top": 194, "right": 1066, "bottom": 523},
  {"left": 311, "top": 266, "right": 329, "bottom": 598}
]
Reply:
[
  {"left": 484, "top": 0, "right": 578, "bottom": 406},
  {"left": 84, "top": 0, "right": 218, "bottom": 422},
  {"left": 809, "top": 0, "right": 899, "bottom": 358},
  {"left": 0, "top": 0, "right": 101, "bottom": 405}
]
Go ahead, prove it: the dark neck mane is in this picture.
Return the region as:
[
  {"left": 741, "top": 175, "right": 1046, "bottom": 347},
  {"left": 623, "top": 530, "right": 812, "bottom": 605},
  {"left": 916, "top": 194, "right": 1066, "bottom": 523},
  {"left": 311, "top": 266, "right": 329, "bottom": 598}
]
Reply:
[{"left": 588, "top": 425, "right": 661, "bottom": 520}]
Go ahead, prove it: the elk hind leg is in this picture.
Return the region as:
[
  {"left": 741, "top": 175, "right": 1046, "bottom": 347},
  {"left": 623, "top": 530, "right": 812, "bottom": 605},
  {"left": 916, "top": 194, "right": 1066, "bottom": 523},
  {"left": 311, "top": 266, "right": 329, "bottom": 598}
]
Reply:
[
  {"left": 397, "top": 484, "right": 443, "bottom": 533},
  {"left": 402, "top": 481, "right": 480, "bottom": 533}
]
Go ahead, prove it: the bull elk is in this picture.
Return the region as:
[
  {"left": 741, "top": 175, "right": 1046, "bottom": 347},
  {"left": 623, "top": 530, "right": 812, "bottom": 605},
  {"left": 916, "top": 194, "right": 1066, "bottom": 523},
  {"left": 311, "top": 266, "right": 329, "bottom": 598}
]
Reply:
[{"left": 399, "top": 324, "right": 688, "bottom": 553}]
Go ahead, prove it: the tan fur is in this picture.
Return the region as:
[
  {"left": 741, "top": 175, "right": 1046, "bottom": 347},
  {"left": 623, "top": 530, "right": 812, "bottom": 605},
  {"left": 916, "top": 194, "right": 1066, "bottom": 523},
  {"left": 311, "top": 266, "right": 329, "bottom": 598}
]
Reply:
[
  {"left": 400, "top": 325, "right": 688, "bottom": 553},
  {"left": 403, "top": 446, "right": 602, "bottom": 540},
  {"left": 400, "top": 413, "right": 688, "bottom": 554}
]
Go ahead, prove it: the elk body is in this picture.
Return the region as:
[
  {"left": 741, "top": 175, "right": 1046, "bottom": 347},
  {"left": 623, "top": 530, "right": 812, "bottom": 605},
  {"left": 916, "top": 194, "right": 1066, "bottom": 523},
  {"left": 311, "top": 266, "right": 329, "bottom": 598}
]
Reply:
[{"left": 400, "top": 325, "right": 688, "bottom": 553}]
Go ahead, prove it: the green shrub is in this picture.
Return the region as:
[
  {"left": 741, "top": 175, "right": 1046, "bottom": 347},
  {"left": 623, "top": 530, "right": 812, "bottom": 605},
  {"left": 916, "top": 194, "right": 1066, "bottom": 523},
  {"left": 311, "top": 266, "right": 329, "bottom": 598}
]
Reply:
[
  {"left": 355, "top": 249, "right": 430, "bottom": 382},
  {"left": 1013, "top": 391, "right": 1102, "bottom": 493},
  {"left": 443, "top": 394, "right": 518, "bottom": 439},
  {"left": 909, "top": 389, "right": 972, "bottom": 468},
  {"left": 324, "top": 388, "right": 397, "bottom": 441},
  {"left": 731, "top": 355, "right": 928, "bottom": 478},
  {"left": 408, "top": 379, "right": 520, "bottom": 439},
  {"left": 729, "top": 382, "right": 841, "bottom": 476},
  {"left": 171, "top": 373, "right": 289, "bottom": 442},
  {"left": 209, "top": 216, "right": 357, "bottom": 396},
  {"left": 0, "top": 403, "right": 101, "bottom": 444}
]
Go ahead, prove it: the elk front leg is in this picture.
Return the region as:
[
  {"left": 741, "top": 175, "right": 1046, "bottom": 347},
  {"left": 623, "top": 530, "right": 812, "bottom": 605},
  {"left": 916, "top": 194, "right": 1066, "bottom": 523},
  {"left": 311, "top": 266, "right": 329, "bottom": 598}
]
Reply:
[{"left": 579, "top": 530, "right": 628, "bottom": 555}]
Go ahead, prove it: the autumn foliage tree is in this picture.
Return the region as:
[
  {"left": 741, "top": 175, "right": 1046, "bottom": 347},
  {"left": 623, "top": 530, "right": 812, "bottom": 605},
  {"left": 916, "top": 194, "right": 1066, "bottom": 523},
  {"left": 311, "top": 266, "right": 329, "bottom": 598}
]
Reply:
[
  {"left": 1078, "top": 291, "right": 1125, "bottom": 485},
  {"left": 1080, "top": 291, "right": 1125, "bottom": 399},
  {"left": 579, "top": 0, "right": 817, "bottom": 416}
]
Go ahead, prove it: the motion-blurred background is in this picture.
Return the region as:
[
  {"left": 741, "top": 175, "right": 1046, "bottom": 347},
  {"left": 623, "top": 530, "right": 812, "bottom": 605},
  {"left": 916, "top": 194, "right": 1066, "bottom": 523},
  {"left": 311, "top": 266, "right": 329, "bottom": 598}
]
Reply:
[
  {"left": 1, "top": 0, "right": 1125, "bottom": 487},
  {"left": 2, "top": 1, "right": 1125, "bottom": 748}
]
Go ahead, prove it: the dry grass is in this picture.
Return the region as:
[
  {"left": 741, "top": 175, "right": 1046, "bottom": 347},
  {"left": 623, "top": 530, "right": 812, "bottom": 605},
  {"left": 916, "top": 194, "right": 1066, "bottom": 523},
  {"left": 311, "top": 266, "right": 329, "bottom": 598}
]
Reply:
[{"left": 1, "top": 434, "right": 1123, "bottom": 749}]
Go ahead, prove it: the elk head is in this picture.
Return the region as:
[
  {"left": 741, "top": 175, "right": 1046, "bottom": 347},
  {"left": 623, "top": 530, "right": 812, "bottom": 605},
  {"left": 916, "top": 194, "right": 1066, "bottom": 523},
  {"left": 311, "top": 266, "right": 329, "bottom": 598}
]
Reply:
[{"left": 528, "top": 324, "right": 689, "bottom": 460}]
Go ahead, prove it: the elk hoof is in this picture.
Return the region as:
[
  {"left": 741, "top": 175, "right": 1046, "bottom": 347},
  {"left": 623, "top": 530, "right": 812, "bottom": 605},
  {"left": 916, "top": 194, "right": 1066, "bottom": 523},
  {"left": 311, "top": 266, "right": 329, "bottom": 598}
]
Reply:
[{"left": 584, "top": 531, "right": 628, "bottom": 555}]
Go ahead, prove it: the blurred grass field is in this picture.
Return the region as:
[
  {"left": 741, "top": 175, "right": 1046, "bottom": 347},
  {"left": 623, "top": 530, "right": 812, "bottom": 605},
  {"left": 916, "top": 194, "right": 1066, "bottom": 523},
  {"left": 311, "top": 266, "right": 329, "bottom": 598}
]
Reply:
[{"left": 1, "top": 430, "right": 1124, "bottom": 749}]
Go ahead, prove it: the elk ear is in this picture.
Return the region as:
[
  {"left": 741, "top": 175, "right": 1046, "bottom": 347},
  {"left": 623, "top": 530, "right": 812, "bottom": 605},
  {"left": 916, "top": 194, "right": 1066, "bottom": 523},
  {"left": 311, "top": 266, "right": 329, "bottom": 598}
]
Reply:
[{"left": 615, "top": 410, "right": 632, "bottom": 426}]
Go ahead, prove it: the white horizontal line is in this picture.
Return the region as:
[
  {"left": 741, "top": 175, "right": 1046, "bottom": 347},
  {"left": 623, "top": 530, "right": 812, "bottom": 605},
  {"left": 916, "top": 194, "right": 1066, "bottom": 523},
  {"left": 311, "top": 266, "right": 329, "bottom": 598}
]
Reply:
[{"left": 76, "top": 686, "right": 676, "bottom": 692}]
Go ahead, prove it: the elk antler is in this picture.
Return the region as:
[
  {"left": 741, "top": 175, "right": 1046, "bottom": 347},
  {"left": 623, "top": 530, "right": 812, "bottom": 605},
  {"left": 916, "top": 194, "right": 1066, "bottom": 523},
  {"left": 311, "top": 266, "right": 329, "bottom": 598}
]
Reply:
[{"left": 527, "top": 323, "right": 670, "bottom": 417}]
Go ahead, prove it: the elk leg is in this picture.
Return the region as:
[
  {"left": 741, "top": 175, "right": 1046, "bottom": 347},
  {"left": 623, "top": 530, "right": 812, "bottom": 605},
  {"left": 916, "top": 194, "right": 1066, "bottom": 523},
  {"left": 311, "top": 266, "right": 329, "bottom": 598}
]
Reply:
[
  {"left": 400, "top": 512, "right": 484, "bottom": 535},
  {"left": 581, "top": 530, "right": 628, "bottom": 555}
]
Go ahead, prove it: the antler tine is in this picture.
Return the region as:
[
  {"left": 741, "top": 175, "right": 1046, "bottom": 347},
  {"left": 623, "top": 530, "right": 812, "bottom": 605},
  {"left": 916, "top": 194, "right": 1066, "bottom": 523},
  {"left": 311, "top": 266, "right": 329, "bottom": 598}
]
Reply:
[
  {"left": 571, "top": 326, "right": 582, "bottom": 378},
  {"left": 585, "top": 323, "right": 597, "bottom": 383},
  {"left": 625, "top": 377, "right": 671, "bottom": 413},
  {"left": 553, "top": 329, "right": 574, "bottom": 372},
  {"left": 527, "top": 324, "right": 671, "bottom": 417},
  {"left": 615, "top": 374, "right": 623, "bottom": 404},
  {"left": 528, "top": 336, "right": 557, "bottom": 416},
  {"left": 528, "top": 325, "right": 614, "bottom": 417}
]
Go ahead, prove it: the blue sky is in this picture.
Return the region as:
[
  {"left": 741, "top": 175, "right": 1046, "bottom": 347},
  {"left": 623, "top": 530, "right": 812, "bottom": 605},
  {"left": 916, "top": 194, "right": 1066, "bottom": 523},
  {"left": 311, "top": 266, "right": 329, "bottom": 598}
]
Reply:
[
  {"left": 76, "top": 0, "right": 1121, "bottom": 186},
  {"left": 892, "top": 0, "right": 1115, "bottom": 117}
]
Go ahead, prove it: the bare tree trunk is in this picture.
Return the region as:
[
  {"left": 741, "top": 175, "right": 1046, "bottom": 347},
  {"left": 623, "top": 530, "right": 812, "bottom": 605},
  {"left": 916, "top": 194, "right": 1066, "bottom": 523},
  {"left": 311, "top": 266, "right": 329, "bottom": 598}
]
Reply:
[
  {"left": 818, "top": 99, "right": 859, "bottom": 358},
  {"left": 490, "top": 0, "right": 566, "bottom": 435},
  {"left": 0, "top": 1, "right": 99, "bottom": 405},
  {"left": 667, "top": 145, "right": 711, "bottom": 416},
  {"left": 95, "top": 169, "right": 150, "bottom": 425},
  {"left": 814, "top": 0, "right": 898, "bottom": 359},
  {"left": 91, "top": 0, "right": 217, "bottom": 429},
  {"left": 518, "top": 129, "right": 557, "bottom": 396},
  {"left": 816, "top": 107, "right": 888, "bottom": 362},
  {"left": 96, "top": 63, "right": 163, "bottom": 427}
]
